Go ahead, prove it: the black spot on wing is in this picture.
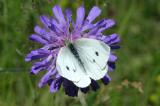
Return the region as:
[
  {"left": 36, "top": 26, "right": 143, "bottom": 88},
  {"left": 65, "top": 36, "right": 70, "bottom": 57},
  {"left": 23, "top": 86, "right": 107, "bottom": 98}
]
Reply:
[
  {"left": 66, "top": 66, "right": 77, "bottom": 72},
  {"left": 66, "top": 66, "right": 70, "bottom": 71},
  {"left": 73, "top": 69, "right": 76, "bottom": 72},
  {"left": 95, "top": 51, "right": 99, "bottom": 56}
]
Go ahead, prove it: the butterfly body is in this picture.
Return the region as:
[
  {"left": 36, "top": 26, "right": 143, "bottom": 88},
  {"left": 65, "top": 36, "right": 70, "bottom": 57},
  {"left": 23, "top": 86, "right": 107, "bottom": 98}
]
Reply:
[
  {"left": 68, "top": 43, "right": 84, "bottom": 70},
  {"left": 56, "top": 38, "right": 110, "bottom": 88}
]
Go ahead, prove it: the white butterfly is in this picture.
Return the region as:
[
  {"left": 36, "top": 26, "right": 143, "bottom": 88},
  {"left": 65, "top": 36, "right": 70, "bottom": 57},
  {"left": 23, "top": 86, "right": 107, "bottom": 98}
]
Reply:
[{"left": 56, "top": 38, "right": 110, "bottom": 88}]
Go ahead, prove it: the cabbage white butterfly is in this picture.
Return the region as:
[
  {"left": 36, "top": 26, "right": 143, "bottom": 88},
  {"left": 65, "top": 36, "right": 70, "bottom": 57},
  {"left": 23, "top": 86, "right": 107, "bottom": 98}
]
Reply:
[{"left": 56, "top": 38, "right": 110, "bottom": 88}]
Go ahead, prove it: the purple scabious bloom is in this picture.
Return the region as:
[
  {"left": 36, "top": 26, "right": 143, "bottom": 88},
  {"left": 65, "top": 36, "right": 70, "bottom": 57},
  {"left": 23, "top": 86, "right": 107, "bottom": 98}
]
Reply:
[{"left": 25, "top": 5, "right": 120, "bottom": 97}]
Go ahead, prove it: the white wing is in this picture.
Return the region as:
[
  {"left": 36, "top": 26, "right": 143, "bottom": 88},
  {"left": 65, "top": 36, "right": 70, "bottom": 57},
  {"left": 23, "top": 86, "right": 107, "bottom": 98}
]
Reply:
[
  {"left": 73, "top": 74, "right": 91, "bottom": 88},
  {"left": 74, "top": 38, "right": 110, "bottom": 80},
  {"left": 56, "top": 46, "right": 91, "bottom": 88}
]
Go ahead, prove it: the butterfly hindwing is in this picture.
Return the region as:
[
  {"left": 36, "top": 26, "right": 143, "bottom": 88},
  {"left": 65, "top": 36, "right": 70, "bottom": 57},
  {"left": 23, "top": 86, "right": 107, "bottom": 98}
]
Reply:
[
  {"left": 56, "top": 46, "right": 91, "bottom": 87},
  {"left": 73, "top": 73, "right": 91, "bottom": 88}
]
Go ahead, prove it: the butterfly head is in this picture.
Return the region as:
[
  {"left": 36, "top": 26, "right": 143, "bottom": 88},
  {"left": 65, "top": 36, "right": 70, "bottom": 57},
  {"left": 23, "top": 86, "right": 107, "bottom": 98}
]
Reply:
[{"left": 64, "top": 39, "right": 71, "bottom": 46}]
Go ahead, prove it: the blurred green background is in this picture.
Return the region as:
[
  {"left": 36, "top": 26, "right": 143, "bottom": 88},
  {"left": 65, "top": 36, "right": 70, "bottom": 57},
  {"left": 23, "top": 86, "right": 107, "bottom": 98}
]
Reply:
[{"left": 0, "top": 0, "right": 160, "bottom": 106}]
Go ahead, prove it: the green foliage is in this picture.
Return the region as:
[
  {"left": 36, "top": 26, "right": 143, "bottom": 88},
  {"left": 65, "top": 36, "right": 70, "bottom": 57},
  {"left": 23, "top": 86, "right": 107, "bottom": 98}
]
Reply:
[{"left": 0, "top": 0, "right": 160, "bottom": 106}]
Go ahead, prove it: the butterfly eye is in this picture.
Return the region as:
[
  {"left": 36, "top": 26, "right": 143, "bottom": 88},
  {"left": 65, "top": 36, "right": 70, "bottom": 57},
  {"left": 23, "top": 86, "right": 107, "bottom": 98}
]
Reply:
[
  {"left": 66, "top": 66, "right": 70, "bottom": 71},
  {"left": 48, "top": 47, "right": 54, "bottom": 50},
  {"left": 48, "top": 46, "right": 59, "bottom": 50},
  {"left": 95, "top": 51, "right": 99, "bottom": 56}
]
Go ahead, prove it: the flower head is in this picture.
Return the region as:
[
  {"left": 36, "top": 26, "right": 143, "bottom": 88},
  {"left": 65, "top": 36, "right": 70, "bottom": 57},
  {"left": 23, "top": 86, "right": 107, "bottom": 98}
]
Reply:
[{"left": 25, "top": 5, "right": 120, "bottom": 97}]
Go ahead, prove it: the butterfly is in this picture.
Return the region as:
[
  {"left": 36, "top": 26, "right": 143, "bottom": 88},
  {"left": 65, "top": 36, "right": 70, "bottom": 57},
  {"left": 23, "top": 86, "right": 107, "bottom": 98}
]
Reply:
[{"left": 56, "top": 38, "right": 110, "bottom": 88}]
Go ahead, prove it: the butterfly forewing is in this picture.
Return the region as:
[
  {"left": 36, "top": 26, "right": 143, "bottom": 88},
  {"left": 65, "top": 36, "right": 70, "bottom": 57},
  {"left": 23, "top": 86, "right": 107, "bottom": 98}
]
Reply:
[{"left": 74, "top": 38, "right": 110, "bottom": 80}]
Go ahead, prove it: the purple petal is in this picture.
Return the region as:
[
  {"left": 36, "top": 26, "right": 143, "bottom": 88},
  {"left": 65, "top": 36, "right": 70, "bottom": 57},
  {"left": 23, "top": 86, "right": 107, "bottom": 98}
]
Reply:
[
  {"left": 105, "top": 19, "right": 115, "bottom": 28},
  {"left": 109, "top": 37, "right": 121, "bottom": 45},
  {"left": 34, "top": 28, "right": 52, "bottom": 43},
  {"left": 50, "top": 77, "right": 63, "bottom": 93},
  {"left": 101, "top": 33, "right": 118, "bottom": 43},
  {"left": 25, "top": 54, "right": 45, "bottom": 62},
  {"left": 65, "top": 9, "right": 72, "bottom": 24},
  {"left": 101, "top": 75, "right": 111, "bottom": 85},
  {"left": 87, "top": 19, "right": 113, "bottom": 35},
  {"left": 51, "top": 18, "right": 60, "bottom": 28},
  {"left": 31, "top": 55, "right": 53, "bottom": 74},
  {"left": 37, "top": 45, "right": 56, "bottom": 54},
  {"left": 31, "top": 63, "right": 47, "bottom": 74},
  {"left": 76, "top": 6, "right": 85, "bottom": 28},
  {"left": 38, "top": 68, "right": 57, "bottom": 88},
  {"left": 114, "top": 37, "right": 121, "bottom": 44},
  {"left": 110, "top": 45, "right": 121, "bottom": 50},
  {"left": 91, "top": 79, "right": 99, "bottom": 91},
  {"left": 48, "top": 24, "right": 63, "bottom": 36},
  {"left": 25, "top": 50, "right": 48, "bottom": 62},
  {"left": 108, "top": 62, "right": 116, "bottom": 71},
  {"left": 88, "top": 27, "right": 99, "bottom": 35},
  {"left": 90, "top": 19, "right": 106, "bottom": 29},
  {"left": 38, "top": 72, "right": 51, "bottom": 88},
  {"left": 80, "top": 87, "right": 89, "bottom": 94},
  {"left": 47, "top": 79, "right": 53, "bottom": 85},
  {"left": 52, "top": 5, "right": 66, "bottom": 24},
  {"left": 40, "top": 15, "right": 51, "bottom": 28},
  {"left": 107, "top": 35, "right": 120, "bottom": 45},
  {"left": 98, "top": 19, "right": 115, "bottom": 32},
  {"left": 108, "top": 67, "right": 113, "bottom": 71},
  {"left": 81, "top": 23, "right": 94, "bottom": 32},
  {"left": 86, "top": 6, "right": 101, "bottom": 23},
  {"left": 34, "top": 25, "right": 47, "bottom": 35},
  {"left": 29, "top": 34, "right": 49, "bottom": 45},
  {"left": 63, "top": 78, "right": 79, "bottom": 97},
  {"left": 108, "top": 54, "right": 117, "bottom": 62}
]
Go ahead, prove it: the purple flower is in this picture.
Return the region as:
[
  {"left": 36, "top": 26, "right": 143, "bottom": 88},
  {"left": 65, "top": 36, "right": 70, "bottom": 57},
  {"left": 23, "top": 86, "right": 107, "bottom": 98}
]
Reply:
[{"left": 25, "top": 5, "right": 120, "bottom": 97}]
